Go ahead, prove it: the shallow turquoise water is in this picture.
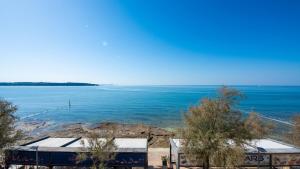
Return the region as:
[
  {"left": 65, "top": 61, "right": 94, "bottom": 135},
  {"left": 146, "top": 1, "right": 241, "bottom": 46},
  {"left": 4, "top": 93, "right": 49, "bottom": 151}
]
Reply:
[{"left": 0, "top": 85, "right": 299, "bottom": 128}]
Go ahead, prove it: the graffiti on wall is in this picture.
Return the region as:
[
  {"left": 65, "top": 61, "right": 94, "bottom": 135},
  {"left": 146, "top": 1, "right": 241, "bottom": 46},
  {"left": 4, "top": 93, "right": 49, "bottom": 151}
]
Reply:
[
  {"left": 179, "top": 154, "right": 271, "bottom": 167},
  {"left": 272, "top": 154, "right": 300, "bottom": 166},
  {"left": 244, "top": 154, "right": 270, "bottom": 166},
  {"left": 177, "top": 153, "right": 300, "bottom": 167}
]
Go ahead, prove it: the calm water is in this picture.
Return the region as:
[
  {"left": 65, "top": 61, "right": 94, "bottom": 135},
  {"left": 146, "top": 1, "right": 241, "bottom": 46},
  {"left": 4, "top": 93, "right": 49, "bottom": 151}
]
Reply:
[{"left": 0, "top": 85, "right": 300, "bottom": 128}]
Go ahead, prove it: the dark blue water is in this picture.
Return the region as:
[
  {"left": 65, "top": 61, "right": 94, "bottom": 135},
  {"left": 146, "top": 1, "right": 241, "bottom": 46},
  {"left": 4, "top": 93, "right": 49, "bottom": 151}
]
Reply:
[{"left": 0, "top": 85, "right": 299, "bottom": 128}]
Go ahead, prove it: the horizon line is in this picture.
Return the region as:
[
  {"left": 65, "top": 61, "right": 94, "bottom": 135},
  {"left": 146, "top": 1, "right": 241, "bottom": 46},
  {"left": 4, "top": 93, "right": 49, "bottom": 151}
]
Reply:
[{"left": 0, "top": 81, "right": 300, "bottom": 87}]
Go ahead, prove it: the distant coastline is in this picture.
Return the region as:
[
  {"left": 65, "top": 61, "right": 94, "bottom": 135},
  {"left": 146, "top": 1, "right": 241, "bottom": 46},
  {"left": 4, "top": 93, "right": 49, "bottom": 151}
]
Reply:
[{"left": 0, "top": 82, "right": 99, "bottom": 86}]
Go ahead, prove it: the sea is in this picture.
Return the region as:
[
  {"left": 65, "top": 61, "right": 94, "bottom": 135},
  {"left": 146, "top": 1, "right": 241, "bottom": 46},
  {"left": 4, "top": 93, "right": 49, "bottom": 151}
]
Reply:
[{"left": 0, "top": 85, "right": 299, "bottom": 128}]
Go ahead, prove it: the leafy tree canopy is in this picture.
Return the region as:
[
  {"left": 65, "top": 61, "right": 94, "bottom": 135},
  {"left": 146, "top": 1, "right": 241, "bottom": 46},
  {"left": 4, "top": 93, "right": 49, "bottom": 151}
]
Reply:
[
  {"left": 180, "top": 87, "right": 270, "bottom": 169},
  {"left": 77, "top": 132, "right": 117, "bottom": 169},
  {"left": 0, "top": 99, "right": 22, "bottom": 164}
]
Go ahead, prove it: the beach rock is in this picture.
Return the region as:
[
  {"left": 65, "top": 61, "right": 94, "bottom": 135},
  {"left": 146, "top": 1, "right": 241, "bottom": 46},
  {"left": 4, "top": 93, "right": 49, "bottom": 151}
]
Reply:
[{"left": 21, "top": 122, "right": 175, "bottom": 148}]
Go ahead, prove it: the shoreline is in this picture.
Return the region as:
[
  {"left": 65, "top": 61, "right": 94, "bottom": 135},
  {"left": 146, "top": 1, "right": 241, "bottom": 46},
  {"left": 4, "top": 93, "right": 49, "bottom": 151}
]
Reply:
[
  {"left": 16, "top": 117, "right": 293, "bottom": 148},
  {"left": 17, "top": 121, "right": 175, "bottom": 148}
]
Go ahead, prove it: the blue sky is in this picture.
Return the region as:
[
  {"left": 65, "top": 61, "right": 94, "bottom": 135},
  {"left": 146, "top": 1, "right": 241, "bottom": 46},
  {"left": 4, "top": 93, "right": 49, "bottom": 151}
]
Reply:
[{"left": 0, "top": 0, "right": 300, "bottom": 85}]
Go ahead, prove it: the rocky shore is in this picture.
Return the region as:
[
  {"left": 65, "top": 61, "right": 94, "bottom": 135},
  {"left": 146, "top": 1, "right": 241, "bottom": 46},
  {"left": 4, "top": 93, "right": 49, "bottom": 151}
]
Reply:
[{"left": 18, "top": 121, "right": 175, "bottom": 147}]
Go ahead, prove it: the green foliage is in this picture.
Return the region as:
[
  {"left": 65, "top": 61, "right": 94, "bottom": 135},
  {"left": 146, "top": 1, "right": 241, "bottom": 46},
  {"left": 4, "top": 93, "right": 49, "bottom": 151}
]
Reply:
[
  {"left": 180, "top": 87, "right": 268, "bottom": 169},
  {"left": 0, "top": 99, "right": 23, "bottom": 164},
  {"left": 244, "top": 112, "right": 274, "bottom": 139},
  {"left": 77, "top": 132, "right": 117, "bottom": 169}
]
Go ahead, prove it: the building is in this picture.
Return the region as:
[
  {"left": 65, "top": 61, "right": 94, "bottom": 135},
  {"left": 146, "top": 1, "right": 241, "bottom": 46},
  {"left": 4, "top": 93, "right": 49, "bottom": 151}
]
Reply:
[
  {"left": 5, "top": 137, "right": 148, "bottom": 169},
  {"left": 170, "top": 138, "right": 300, "bottom": 169}
]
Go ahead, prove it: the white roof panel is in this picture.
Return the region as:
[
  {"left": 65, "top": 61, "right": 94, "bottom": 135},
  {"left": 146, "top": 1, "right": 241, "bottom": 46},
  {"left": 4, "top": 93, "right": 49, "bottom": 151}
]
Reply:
[
  {"left": 171, "top": 138, "right": 299, "bottom": 153},
  {"left": 27, "top": 138, "right": 77, "bottom": 147},
  {"left": 115, "top": 138, "right": 147, "bottom": 149},
  {"left": 247, "top": 139, "right": 294, "bottom": 149},
  {"left": 172, "top": 139, "right": 182, "bottom": 148},
  {"left": 67, "top": 138, "right": 147, "bottom": 149}
]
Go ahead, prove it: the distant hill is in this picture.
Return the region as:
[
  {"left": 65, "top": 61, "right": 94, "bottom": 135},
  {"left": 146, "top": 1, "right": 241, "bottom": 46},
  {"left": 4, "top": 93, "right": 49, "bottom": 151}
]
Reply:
[{"left": 0, "top": 82, "right": 99, "bottom": 86}]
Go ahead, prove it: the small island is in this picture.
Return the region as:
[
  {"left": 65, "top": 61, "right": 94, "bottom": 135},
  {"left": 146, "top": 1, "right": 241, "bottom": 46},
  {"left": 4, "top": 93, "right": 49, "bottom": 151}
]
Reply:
[{"left": 0, "top": 82, "right": 99, "bottom": 86}]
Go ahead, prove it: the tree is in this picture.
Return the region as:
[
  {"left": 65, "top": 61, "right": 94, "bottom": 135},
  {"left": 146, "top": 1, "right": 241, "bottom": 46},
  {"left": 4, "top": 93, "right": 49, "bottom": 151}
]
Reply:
[
  {"left": 77, "top": 132, "right": 117, "bottom": 169},
  {"left": 180, "top": 87, "right": 267, "bottom": 169},
  {"left": 0, "top": 99, "right": 22, "bottom": 165},
  {"left": 244, "top": 112, "right": 274, "bottom": 139},
  {"left": 291, "top": 114, "right": 300, "bottom": 147}
]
